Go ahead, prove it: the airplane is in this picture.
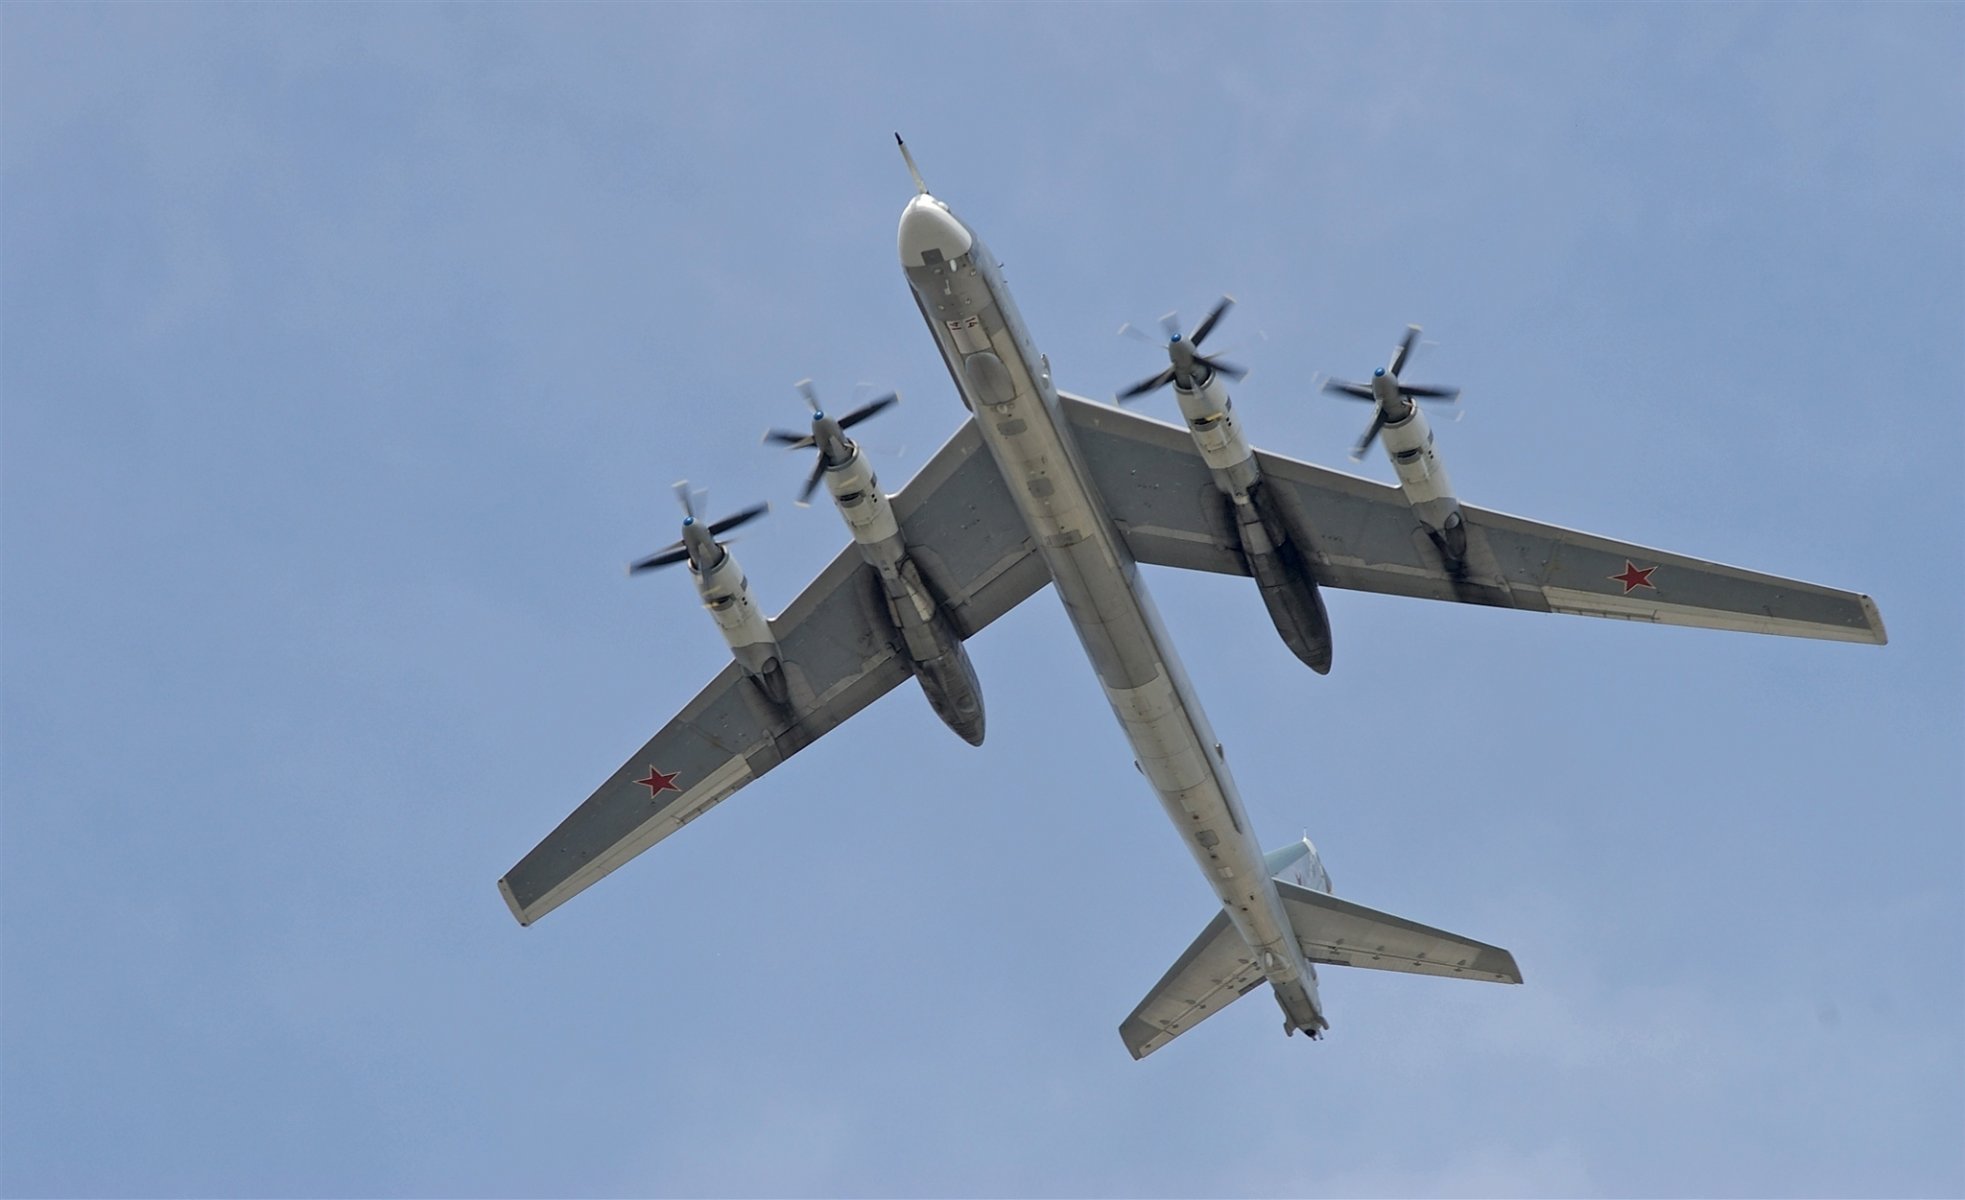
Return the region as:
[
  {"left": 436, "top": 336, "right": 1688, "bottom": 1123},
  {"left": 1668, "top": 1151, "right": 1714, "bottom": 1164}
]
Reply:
[{"left": 499, "top": 140, "right": 1886, "bottom": 1059}]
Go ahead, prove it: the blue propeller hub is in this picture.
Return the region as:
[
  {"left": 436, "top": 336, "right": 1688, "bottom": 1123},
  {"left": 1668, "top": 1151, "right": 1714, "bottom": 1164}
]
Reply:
[
  {"left": 682, "top": 516, "right": 695, "bottom": 526},
  {"left": 1374, "top": 367, "right": 1386, "bottom": 377}
]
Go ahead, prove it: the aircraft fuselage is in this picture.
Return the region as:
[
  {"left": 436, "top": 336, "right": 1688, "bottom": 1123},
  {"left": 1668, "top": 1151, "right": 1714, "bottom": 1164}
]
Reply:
[{"left": 897, "top": 194, "right": 1327, "bottom": 1035}]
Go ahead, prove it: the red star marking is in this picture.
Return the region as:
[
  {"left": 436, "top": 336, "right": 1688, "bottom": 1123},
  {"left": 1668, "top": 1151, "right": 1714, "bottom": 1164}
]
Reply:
[
  {"left": 636, "top": 766, "right": 681, "bottom": 798},
  {"left": 1611, "top": 560, "right": 1658, "bottom": 594}
]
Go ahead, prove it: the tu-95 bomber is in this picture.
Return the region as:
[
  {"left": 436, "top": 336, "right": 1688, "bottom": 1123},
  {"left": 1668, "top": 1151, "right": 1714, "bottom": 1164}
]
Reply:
[{"left": 500, "top": 139, "right": 1885, "bottom": 1059}]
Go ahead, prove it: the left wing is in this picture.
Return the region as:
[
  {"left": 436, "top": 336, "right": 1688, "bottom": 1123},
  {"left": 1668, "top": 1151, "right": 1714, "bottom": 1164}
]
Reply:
[
  {"left": 500, "top": 418, "right": 1046, "bottom": 925},
  {"left": 1063, "top": 394, "right": 1886, "bottom": 644}
]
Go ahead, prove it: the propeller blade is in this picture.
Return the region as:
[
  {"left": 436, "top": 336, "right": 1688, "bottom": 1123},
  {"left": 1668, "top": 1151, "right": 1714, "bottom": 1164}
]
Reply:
[
  {"left": 672, "top": 481, "right": 699, "bottom": 523},
  {"left": 1117, "top": 366, "right": 1176, "bottom": 402},
  {"left": 764, "top": 428, "right": 814, "bottom": 448},
  {"left": 1197, "top": 354, "right": 1247, "bottom": 381},
  {"left": 629, "top": 542, "right": 689, "bottom": 574},
  {"left": 797, "top": 460, "right": 826, "bottom": 506},
  {"left": 796, "top": 379, "right": 822, "bottom": 412},
  {"left": 1388, "top": 325, "right": 1421, "bottom": 378},
  {"left": 1158, "top": 310, "right": 1182, "bottom": 341},
  {"left": 1117, "top": 321, "right": 1159, "bottom": 345},
  {"left": 707, "top": 502, "right": 770, "bottom": 537},
  {"left": 838, "top": 392, "right": 899, "bottom": 428},
  {"left": 1190, "top": 296, "right": 1235, "bottom": 346},
  {"left": 1401, "top": 384, "right": 1461, "bottom": 402},
  {"left": 1350, "top": 412, "right": 1387, "bottom": 461},
  {"left": 1322, "top": 379, "right": 1376, "bottom": 401}
]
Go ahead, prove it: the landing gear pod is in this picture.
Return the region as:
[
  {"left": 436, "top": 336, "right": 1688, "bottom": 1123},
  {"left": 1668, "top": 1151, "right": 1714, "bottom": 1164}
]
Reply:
[{"left": 1238, "top": 493, "right": 1333, "bottom": 674}]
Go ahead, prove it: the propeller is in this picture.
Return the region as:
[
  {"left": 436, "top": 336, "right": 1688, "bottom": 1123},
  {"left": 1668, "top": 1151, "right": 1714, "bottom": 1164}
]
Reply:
[
  {"left": 1116, "top": 295, "right": 1248, "bottom": 403},
  {"left": 628, "top": 480, "right": 769, "bottom": 574},
  {"left": 765, "top": 379, "right": 900, "bottom": 505},
  {"left": 1321, "top": 325, "right": 1460, "bottom": 460}
]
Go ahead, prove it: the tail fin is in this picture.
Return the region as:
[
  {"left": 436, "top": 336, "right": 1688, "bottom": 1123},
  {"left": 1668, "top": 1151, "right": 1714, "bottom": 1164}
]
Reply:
[{"left": 1120, "top": 880, "right": 1520, "bottom": 1059}]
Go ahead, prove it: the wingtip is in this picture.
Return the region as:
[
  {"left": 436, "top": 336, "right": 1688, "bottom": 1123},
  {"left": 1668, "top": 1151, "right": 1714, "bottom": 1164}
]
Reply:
[
  {"left": 1859, "top": 594, "right": 1888, "bottom": 645},
  {"left": 497, "top": 876, "right": 533, "bottom": 927},
  {"left": 1118, "top": 1025, "right": 1154, "bottom": 1061}
]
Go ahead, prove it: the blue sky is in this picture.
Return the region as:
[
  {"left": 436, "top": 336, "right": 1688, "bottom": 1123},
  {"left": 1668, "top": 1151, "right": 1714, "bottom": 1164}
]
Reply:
[{"left": 3, "top": 4, "right": 1960, "bottom": 1196}]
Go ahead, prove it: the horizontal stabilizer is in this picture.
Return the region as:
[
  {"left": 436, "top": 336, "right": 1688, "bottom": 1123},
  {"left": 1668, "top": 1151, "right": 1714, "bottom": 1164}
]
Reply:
[
  {"left": 1276, "top": 880, "right": 1522, "bottom": 983},
  {"left": 1120, "top": 912, "right": 1264, "bottom": 1060},
  {"left": 1121, "top": 881, "right": 1520, "bottom": 1059}
]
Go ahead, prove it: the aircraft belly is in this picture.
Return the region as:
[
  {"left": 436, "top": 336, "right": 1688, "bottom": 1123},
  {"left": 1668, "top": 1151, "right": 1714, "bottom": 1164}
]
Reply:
[
  {"left": 1018, "top": 472, "right": 1281, "bottom": 919},
  {"left": 914, "top": 264, "right": 1303, "bottom": 973},
  {"left": 903, "top": 239, "right": 1315, "bottom": 1004}
]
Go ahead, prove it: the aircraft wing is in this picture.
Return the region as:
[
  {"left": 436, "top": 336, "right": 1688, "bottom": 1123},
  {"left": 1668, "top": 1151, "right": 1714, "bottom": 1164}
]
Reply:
[
  {"left": 499, "top": 418, "right": 1047, "bottom": 925},
  {"left": 1061, "top": 394, "right": 1886, "bottom": 644}
]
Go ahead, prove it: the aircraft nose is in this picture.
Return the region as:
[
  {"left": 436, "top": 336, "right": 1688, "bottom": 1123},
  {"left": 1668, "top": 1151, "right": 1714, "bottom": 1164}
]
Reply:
[{"left": 898, "top": 195, "right": 973, "bottom": 268}]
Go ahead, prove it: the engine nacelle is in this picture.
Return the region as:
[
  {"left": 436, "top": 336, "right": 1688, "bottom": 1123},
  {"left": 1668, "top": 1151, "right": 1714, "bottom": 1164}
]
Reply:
[
  {"left": 1161, "top": 372, "right": 1334, "bottom": 673},
  {"left": 810, "top": 445, "right": 987, "bottom": 744},
  {"left": 1174, "top": 372, "right": 1258, "bottom": 494},
  {"left": 1379, "top": 406, "right": 1468, "bottom": 563},
  {"left": 821, "top": 443, "right": 902, "bottom": 547},
  {"left": 693, "top": 546, "right": 789, "bottom": 705}
]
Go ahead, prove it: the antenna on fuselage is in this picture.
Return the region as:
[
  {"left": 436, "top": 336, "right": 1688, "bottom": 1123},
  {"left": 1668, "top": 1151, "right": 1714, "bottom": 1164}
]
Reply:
[{"left": 895, "top": 133, "right": 928, "bottom": 195}]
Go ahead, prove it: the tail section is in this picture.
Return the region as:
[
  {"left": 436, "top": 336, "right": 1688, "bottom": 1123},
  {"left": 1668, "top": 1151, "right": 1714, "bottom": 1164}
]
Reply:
[{"left": 1120, "top": 840, "right": 1520, "bottom": 1059}]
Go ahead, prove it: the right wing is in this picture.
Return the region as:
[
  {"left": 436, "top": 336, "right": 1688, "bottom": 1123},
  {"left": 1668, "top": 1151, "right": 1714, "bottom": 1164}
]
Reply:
[
  {"left": 1062, "top": 395, "right": 1885, "bottom": 644},
  {"left": 499, "top": 418, "right": 1047, "bottom": 925}
]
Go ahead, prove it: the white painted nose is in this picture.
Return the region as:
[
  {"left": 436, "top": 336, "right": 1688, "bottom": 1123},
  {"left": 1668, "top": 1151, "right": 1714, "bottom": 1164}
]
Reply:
[{"left": 898, "top": 195, "right": 972, "bottom": 267}]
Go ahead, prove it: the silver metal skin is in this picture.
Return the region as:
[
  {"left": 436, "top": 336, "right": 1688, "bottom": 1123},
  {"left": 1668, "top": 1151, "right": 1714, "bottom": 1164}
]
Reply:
[
  {"left": 680, "top": 522, "right": 789, "bottom": 705},
  {"left": 1162, "top": 348, "right": 1335, "bottom": 674},
  {"left": 899, "top": 192, "right": 1328, "bottom": 1037},
  {"left": 807, "top": 405, "right": 987, "bottom": 745}
]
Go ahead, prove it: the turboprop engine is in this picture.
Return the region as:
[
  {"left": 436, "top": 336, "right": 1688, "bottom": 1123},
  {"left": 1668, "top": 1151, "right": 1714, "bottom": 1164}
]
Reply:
[
  {"left": 628, "top": 484, "right": 787, "bottom": 705},
  {"left": 1119, "top": 298, "right": 1334, "bottom": 674},
  {"left": 1323, "top": 325, "right": 1468, "bottom": 565},
  {"left": 768, "top": 382, "right": 987, "bottom": 744}
]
